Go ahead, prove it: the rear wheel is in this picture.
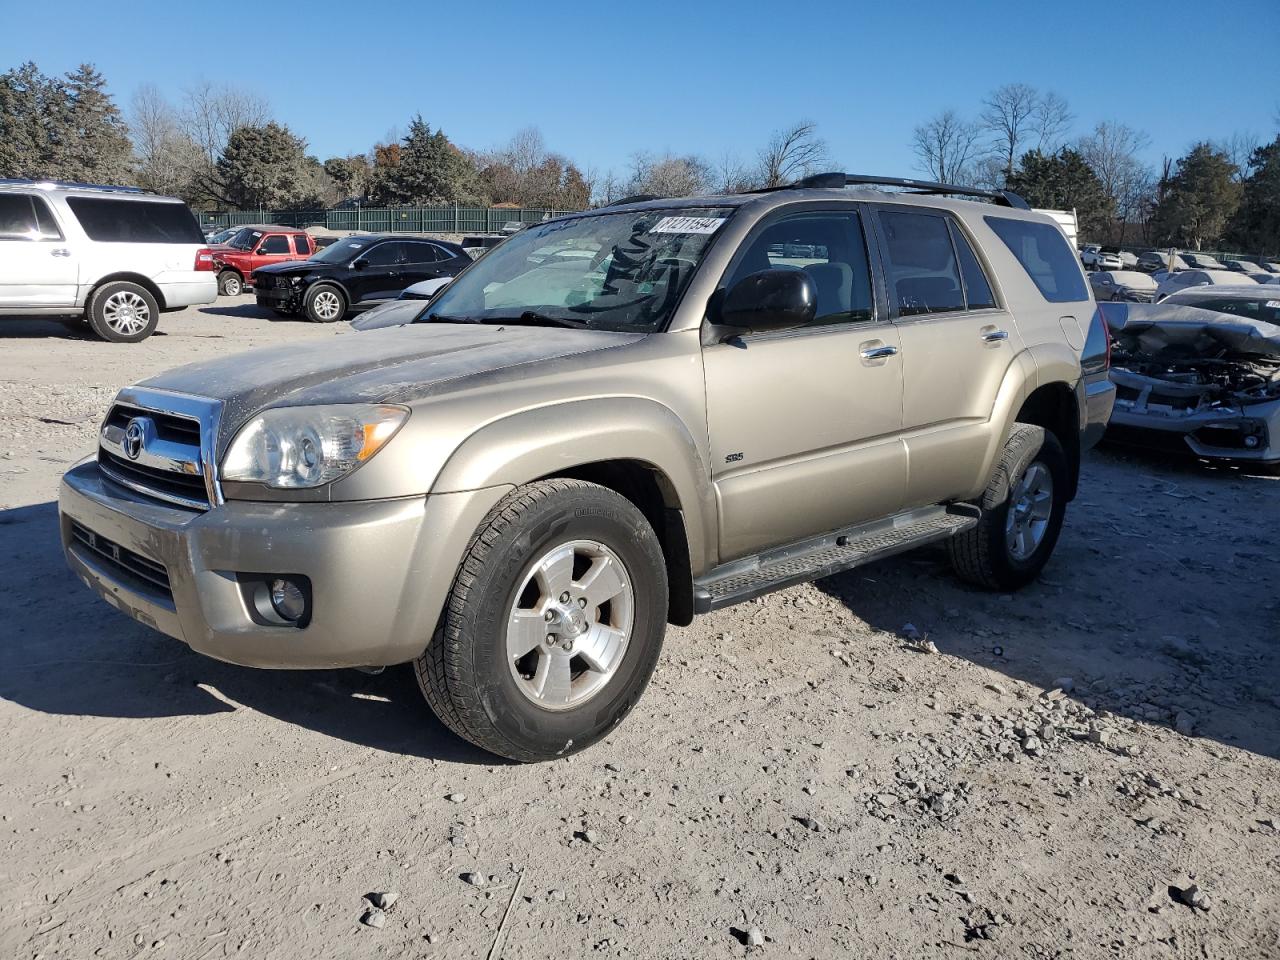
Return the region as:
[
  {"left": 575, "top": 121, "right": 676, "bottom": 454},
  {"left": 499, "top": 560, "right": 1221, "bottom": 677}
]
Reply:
[
  {"left": 86, "top": 282, "right": 160, "bottom": 343},
  {"left": 414, "top": 479, "right": 668, "bottom": 762},
  {"left": 304, "top": 284, "right": 345, "bottom": 323},
  {"left": 948, "top": 423, "right": 1068, "bottom": 591},
  {"left": 217, "top": 271, "right": 243, "bottom": 297}
]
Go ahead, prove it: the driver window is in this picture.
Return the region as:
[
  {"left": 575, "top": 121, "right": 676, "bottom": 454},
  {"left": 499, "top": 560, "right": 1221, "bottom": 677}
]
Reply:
[
  {"left": 727, "top": 210, "right": 874, "bottom": 327},
  {"left": 258, "top": 235, "right": 290, "bottom": 254},
  {"left": 362, "top": 242, "right": 402, "bottom": 267}
]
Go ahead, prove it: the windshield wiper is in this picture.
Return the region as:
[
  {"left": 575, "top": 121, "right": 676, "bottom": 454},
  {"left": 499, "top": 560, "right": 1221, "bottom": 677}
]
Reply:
[
  {"left": 419, "top": 313, "right": 481, "bottom": 324},
  {"left": 482, "top": 311, "right": 591, "bottom": 329}
]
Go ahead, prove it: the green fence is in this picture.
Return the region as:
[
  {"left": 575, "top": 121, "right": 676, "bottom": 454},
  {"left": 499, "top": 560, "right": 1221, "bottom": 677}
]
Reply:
[{"left": 194, "top": 206, "right": 579, "bottom": 234}]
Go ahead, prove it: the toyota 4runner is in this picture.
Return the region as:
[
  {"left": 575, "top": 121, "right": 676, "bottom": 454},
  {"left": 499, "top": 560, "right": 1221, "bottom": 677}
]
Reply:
[{"left": 58, "top": 173, "right": 1115, "bottom": 761}]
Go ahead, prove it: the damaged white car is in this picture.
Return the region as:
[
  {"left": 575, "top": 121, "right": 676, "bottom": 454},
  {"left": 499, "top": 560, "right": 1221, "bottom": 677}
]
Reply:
[{"left": 1102, "top": 298, "right": 1280, "bottom": 469}]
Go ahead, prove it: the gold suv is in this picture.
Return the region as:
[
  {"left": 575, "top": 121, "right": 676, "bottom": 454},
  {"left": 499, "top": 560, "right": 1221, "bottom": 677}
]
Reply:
[{"left": 59, "top": 174, "right": 1115, "bottom": 761}]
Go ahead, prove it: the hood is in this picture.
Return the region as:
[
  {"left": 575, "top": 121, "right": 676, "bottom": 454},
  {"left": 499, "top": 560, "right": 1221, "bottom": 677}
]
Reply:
[
  {"left": 137, "top": 324, "right": 646, "bottom": 445},
  {"left": 254, "top": 260, "right": 319, "bottom": 275},
  {"left": 1108, "top": 303, "right": 1280, "bottom": 359},
  {"left": 349, "top": 300, "right": 424, "bottom": 331}
]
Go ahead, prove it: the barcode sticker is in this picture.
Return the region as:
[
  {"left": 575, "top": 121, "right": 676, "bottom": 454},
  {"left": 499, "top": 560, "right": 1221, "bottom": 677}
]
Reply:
[{"left": 649, "top": 216, "right": 726, "bottom": 235}]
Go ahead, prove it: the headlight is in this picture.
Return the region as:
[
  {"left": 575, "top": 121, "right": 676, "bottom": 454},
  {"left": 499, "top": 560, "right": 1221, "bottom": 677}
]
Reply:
[{"left": 221, "top": 404, "right": 408, "bottom": 489}]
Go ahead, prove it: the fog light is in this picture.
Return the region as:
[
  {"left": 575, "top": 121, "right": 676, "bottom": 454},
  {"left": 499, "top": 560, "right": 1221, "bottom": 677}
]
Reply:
[
  {"left": 269, "top": 578, "right": 308, "bottom": 622},
  {"left": 1244, "top": 435, "right": 1260, "bottom": 449}
]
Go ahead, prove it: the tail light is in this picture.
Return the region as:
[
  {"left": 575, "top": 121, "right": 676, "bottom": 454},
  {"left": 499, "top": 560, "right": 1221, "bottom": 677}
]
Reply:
[
  {"left": 194, "top": 247, "right": 215, "bottom": 272},
  {"left": 1082, "top": 306, "right": 1111, "bottom": 374}
]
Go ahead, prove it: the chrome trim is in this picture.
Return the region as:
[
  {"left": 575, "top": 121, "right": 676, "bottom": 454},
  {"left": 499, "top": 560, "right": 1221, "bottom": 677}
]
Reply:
[
  {"left": 97, "top": 458, "right": 212, "bottom": 511},
  {"left": 859, "top": 345, "right": 899, "bottom": 360},
  {"left": 103, "top": 386, "right": 225, "bottom": 507},
  {"left": 981, "top": 329, "right": 1009, "bottom": 342}
]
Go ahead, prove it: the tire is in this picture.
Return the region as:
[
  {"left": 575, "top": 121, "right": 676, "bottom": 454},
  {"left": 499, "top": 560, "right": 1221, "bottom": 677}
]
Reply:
[
  {"left": 948, "top": 423, "right": 1068, "bottom": 591},
  {"left": 217, "top": 271, "right": 243, "bottom": 297},
  {"left": 303, "top": 284, "right": 345, "bottom": 323},
  {"left": 414, "top": 479, "right": 669, "bottom": 762},
  {"left": 86, "top": 281, "right": 160, "bottom": 343}
]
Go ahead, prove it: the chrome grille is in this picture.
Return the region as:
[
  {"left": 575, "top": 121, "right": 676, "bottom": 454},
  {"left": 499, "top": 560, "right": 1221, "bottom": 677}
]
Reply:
[
  {"left": 70, "top": 520, "right": 172, "bottom": 597},
  {"left": 96, "top": 389, "right": 221, "bottom": 511}
]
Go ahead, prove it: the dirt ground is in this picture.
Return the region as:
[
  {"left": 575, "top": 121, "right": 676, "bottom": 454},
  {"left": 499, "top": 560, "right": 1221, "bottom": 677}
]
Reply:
[{"left": 1, "top": 300, "right": 1277, "bottom": 959}]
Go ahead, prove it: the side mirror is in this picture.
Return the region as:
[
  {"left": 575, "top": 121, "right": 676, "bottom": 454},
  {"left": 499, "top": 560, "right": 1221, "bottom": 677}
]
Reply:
[
  {"left": 719, "top": 268, "right": 816, "bottom": 333},
  {"left": 352, "top": 258, "right": 368, "bottom": 271}
]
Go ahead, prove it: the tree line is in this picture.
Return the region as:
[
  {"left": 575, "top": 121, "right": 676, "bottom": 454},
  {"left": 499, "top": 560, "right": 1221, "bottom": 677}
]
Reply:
[
  {"left": 912, "top": 82, "right": 1279, "bottom": 253},
  {"left": 1, "top": 62, "right": 1276, "bottom": 254}
]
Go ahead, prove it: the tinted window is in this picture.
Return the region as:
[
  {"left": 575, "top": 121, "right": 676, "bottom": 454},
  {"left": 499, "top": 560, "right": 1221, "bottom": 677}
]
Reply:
[
  {"left": 728, "top": 210, "right": 874, "bottom": 326},
  {"left": 877, "top": 210, "right": 965, "bottom": 317},
  {"left": 258, "top": 235, "right": 290, "bottom": 254},
  {"left": 0, "top": 194, "right": 63, "bottom": 240},
  {"left": 985, "top": 216, "right": 1088, "bottom": 302},
  {"left": 949, "top": 221, "right": 996, "bottom": 310},
  {"left": 402, "top": 241, "right": 441, "bottom": 264},
  {"left": 293, "top": 234, "right": 311, "bottom": 255},
  {"left": 361, "top": 241, "right": 403, "bottom": 267},
  {"left": 65, "top": 197, "right": 204, "bottom": 243}
]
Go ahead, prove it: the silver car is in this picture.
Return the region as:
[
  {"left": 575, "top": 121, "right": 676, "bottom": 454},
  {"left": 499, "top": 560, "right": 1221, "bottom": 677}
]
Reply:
[
  {"left": 1104, "top": 298, "right": 1280, "bottom": 469},
  {"left": 1090, "top": 270, "right": 1156, "bottom": 302}
]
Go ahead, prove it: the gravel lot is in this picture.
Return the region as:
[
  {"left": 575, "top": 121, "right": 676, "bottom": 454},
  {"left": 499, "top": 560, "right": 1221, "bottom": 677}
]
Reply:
[{"left": 1, "top": 300, "right": 1278, "bottom": 958}]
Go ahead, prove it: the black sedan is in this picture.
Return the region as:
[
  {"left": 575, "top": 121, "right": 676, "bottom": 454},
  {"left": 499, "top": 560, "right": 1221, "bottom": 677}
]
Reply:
[{"left": 253, "top": 234, "right": 472, "bottom": 322}]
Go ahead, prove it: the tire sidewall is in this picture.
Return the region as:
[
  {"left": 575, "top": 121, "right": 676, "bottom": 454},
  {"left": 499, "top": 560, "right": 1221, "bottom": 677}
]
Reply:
[
  {"left": 984, "top": 428, "right": 1068, "bottom": 584},
  {"left": 218, "top": 271, "right": 242, "bottom": 296},
  {"left": 304, "top": 284, "right": 345, "bottom": 323},
  {"left": 452, "top": 490, "right": 667, "bottom": 758},
  {"left": 87, "top": 282, "right": 160, "bottom": 343}
]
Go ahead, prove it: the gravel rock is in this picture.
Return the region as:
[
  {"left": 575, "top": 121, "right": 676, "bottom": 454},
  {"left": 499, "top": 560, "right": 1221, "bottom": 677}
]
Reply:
[
  {"left": 746, "top": 926, "right": 765, "bottom": 947},
  {"left": 368, "top": 891, "right": 398, "bottom": 910},
  {"left": 1175, "top": 712, "right": 1196, "bottom": 737},
  {"left": 1022, "top": 736, "right": 1042, "bottom": 754},
  {"left": 461, "top": 872, "right": 486, "bottom": 887},
  {"left": 446, "top": 792, "right": 467, "bottom": 803},
  {"left": 360, "top": 908, "right": 386, "bottom": 929}
]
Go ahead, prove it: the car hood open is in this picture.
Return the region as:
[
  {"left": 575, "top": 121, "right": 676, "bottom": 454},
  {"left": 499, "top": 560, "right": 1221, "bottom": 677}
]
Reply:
[{"left": 138, "top": 325, "right": 646, "bottom": 448}]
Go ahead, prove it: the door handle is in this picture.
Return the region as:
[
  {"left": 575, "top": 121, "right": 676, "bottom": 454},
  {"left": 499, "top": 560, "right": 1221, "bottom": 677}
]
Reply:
[
  {"left": 860, "top": 344, "right": 898, "bottom": 360},
  {"left": 981, "top": 329, "right": 1009, "bottom": 343},
  {"left": 50, "top": 248, "right": 71, "bottom": 257}
]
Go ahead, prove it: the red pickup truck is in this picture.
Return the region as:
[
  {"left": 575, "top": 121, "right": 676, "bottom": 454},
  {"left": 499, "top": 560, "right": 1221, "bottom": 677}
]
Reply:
[{"left": 212, "top": 225, "right": 315, "bottom": 296}]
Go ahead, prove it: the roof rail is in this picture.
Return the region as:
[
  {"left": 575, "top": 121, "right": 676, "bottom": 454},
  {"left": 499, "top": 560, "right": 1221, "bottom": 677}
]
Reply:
[
  {"left": 0, "top": 177, "right": 148, "bottom": 194},
  {"left": 756, "top": 172, "right": 1030, "bottom": 210}
]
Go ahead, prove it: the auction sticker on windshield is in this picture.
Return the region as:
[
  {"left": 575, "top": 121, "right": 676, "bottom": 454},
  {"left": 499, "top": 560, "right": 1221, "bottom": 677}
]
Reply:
[{"left": 649, "top": 216, "right": 727, "bottom": 234}]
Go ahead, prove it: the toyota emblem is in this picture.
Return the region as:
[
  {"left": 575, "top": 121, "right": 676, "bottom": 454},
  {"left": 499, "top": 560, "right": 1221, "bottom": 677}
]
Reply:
[{"left": 123, "top": 419, "right": 146, "bottom": 460}]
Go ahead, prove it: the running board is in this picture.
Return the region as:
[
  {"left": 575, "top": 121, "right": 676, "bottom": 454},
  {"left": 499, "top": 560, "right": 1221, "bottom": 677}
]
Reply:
[{"left": 692, "top": 505, "right": 979, "bottom": 613}]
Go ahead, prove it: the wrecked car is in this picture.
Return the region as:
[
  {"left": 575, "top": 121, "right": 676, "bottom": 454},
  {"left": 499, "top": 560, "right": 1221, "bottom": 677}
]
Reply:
[{"left": 1102, "top": 299, "right": 1280, "bottom": 468}]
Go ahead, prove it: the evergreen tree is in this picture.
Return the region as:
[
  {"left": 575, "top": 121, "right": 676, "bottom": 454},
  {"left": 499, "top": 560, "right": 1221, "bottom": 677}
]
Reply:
[
  {"left": 373, "top": 115, "right": 475, "bottom": 204},
  {"left": 1226, "top": 136, "right": 1280, "bottom": 256},
  {"left": 1006, "top": 147, "right": 1114, "bottom": 238},
  {"left": 1150, "top": 143, "right": 1241, "bottom": 250},
  {"left": 215, "top": 121, "right": 313, "bottom": 209},
  {"left": 62, "top": 64, "right": 133, "bottom": 183}
]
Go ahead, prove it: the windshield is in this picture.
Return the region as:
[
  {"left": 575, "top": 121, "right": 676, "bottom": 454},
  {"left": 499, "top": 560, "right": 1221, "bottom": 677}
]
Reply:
[
  {"left": 420, "top": 207, "right": 734, "bottom": 332},
  {"left": 227, "top": 227, "right": 263, "bottom": 250},
  {"left": 310, "top": 236, "right": 370, "bottom": 264}
]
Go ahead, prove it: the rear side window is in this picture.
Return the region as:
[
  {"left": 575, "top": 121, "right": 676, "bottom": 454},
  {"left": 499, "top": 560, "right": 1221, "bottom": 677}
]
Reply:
[
  {"left": 293, "top": 234, "right": 311, "bottom": 255},
  {"left": 948, "top": 222, "right": 996, "bottom": 310},
  {"left": 403, "top": 241, "right": 442, "bottom": 264},
  {"left": 0, "top": 194, "right": 63, "bottom": 240},
  {"left": 984, "top": 216, "right": 1088, "bottom": 302},
  {"left": 876, "top": 210, "right": 965, "bottom": 317},
  {"left": 258, "top": 235, "right": 290, "bottom": 254},
  {"left": 66, "top": 197, "right": 204, "bottom": 244}
]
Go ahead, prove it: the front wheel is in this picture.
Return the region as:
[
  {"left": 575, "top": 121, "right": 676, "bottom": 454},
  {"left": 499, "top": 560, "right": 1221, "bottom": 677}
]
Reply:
[
  {"left": 948, "top": 423, "right": 1068, "bottom": 591},
  {"left": 414, "top": 479, "right": 669, "bottom": 762},
  {"left": 303, "top": 284, "right": 345, "bottom": 323}
]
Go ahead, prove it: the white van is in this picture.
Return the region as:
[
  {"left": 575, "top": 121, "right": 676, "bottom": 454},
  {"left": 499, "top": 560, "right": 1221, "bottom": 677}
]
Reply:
[{"left": 0, "top": 179, "right": 217, "bottom": 342}]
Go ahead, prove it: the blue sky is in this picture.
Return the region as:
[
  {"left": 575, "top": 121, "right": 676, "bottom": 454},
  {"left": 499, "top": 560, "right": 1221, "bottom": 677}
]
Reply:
[{"left": 4, "top": 0, "right": 1276, "bottom": 180}]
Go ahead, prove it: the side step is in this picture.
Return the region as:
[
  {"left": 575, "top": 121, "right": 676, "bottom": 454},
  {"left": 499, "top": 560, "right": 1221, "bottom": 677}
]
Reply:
[{"left": 692, "top": 505, "right": 979, "bottom": 614}]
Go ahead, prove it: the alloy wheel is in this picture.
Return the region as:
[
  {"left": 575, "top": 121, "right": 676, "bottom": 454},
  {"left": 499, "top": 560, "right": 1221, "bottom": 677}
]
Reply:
[{"left": 102, "top": 291, "right": 151, "bottom": 336}]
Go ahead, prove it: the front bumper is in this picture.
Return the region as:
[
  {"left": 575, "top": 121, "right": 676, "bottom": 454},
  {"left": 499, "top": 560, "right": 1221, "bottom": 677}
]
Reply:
[
  {"left": 255, "top": 283, "right": 302, "bottom": 312},
  {"left": 58, "top": 460, "right": 497, "bottom": 668},
  {"left": 1106, "top": 403, "right": 1279, "bottom": 465}
]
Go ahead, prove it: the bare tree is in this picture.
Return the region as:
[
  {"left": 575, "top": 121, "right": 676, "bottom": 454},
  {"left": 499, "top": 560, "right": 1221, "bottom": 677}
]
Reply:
[
  {"left": 129, "top": 84, "right": 202, "bottom": 198},
  {"left": 1033, "top": 91, "right": 1074, "bottom": 153},
  {"left": 1218, "top": 131, "right": 1261, "bottom": 181},
  {"left": 912, "top": 109, "right": 981, "bottom": 184},
  {"left": 1077, "top": 121, "right": 1152, "bottom": 242},
  {"left": 980, "top": 83, "right": 1042, "bottom": 179},
  {"left": 177, "top": 81, "right": 270, "bottom": 201},
  {"left": 755, "top": 120, "right": 828, "bottom": 188},
  {"left": 713, "top": 151, "right": 756, "bottom": 193},
  {"left": 626, "top": 151, "right": 711, "bottom": 197}
]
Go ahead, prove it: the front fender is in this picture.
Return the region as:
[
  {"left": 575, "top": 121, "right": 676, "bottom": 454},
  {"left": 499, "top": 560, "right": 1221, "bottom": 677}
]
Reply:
[{"left": 432, "top": 397, "right": 717, "bottom": 575}]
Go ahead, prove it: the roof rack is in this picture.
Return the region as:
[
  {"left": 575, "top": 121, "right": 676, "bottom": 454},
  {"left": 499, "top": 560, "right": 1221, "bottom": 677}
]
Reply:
[
  {"left": 0, "top": 178, "right": 148, "bottom": 194},
  {"left": 756, "top": 172, "right": 1030, "bottom": 210}
]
